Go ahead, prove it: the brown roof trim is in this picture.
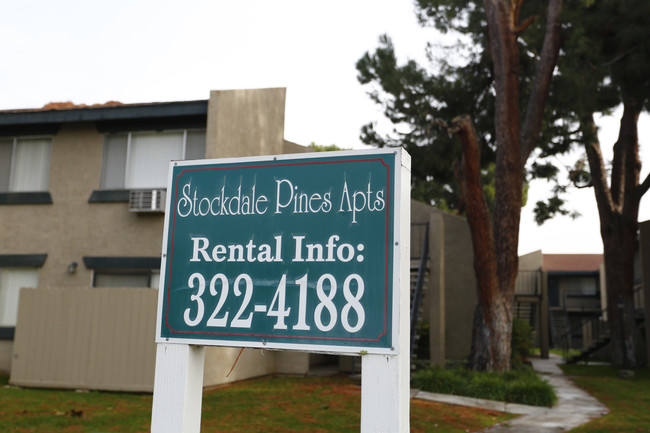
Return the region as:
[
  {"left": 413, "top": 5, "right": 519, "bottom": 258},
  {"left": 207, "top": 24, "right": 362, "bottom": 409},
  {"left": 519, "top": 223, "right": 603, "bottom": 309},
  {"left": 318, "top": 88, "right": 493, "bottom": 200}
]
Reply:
[{"left": 542, "top": 254, "right": 603, "bottom": 272}]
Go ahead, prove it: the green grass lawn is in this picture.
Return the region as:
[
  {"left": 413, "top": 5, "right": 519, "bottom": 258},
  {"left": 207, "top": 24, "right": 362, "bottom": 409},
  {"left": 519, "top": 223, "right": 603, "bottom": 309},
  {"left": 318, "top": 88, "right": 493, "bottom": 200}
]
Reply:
[
  {"left": 561, "top": 364, "right": 650, "bottom": 432},
  {"left": 0, "top": 374, "right": 512, "bottom": 432}
]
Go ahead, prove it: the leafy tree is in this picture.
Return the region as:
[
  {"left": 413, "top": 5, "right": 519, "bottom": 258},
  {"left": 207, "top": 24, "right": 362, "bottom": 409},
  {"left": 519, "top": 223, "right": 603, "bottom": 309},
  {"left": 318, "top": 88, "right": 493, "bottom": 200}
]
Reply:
[
  {"left": 358, "top": 0, "right": 567, "bottom": 371},
  {"left": 536, "top": 0, "right": 650, "bottom": 367},
  {"left": 308, "top": 143, "right": 348, "bottom": 152}
]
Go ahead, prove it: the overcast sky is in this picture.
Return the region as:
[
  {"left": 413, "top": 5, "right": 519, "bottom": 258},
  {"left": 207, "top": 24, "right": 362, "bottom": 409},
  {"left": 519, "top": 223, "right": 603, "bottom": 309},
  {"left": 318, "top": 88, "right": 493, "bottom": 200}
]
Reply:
[{"left": 2, "top": 0, "right": 648, "bottom": 255}]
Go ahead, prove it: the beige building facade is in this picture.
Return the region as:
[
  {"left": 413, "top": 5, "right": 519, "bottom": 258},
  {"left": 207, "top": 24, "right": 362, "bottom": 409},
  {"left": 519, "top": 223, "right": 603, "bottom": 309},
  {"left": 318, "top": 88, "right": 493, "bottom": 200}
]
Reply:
[
  {"left": 0, "top": 88, "right": 315, "bottom": 386},
  {"left": 1, "top": 87, "right": 481, "bottom": 391},
  {"left": 1, "top": 88, "right": 298, "bottom": 292}
]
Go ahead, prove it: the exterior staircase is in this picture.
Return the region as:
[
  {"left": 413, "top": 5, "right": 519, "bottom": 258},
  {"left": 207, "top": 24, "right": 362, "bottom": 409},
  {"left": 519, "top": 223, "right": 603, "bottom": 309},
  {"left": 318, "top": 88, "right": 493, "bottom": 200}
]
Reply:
[
  {"left": 551, "top": 308, "right": 571, "bottom": 349},
  {"left": 565, "top": 332, "right": 611, "bottom": 364},
  {"left": 343, "top": 222, "right": 430, "bottom": 373},
  {"left": 563, "top": 284, "right": 645, "bottom": 364},
  {"left": 410, "top": 223, "right": 429, "bottom": 362},
  {"left": 513, "top": 298, "right": 538, "bottom": 343}
]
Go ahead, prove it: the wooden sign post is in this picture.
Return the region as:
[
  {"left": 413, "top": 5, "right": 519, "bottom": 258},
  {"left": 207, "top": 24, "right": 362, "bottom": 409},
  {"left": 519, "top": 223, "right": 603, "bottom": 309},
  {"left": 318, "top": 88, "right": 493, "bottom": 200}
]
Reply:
[{"left": 151, "top": 149, "right": 410, "bottom": 432}]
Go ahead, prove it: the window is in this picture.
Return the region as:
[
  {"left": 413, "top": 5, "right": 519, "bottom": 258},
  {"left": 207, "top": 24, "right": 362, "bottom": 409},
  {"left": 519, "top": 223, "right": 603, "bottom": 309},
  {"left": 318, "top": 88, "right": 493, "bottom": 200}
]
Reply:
[
  {"left": 83, "top": 256, "right": 161, "bottom": 289},
  {"left": 565, "top": 276, "right": 598, "bottom": 296},
  {"left": 0, "top": 137, "right": 52, "bottom": 192},
  {"left": 93, "top": 270, "right": 160, "bottom": 289},
  {"left": 100, "top": 130, "right": 205, "bottom": 190},
  {"left": 0, "top": 268, "right": 39, "bottom": 327}
]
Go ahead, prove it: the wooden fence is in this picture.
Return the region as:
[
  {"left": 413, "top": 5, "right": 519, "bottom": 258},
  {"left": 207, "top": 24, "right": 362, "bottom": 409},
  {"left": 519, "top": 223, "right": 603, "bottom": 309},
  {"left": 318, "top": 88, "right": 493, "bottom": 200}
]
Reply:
[
  {"left": 10, "top": 287, "right": 158, "bottom": 391},
  {"left": 10, "top": 287, "right": 301, "bottom": 392}
]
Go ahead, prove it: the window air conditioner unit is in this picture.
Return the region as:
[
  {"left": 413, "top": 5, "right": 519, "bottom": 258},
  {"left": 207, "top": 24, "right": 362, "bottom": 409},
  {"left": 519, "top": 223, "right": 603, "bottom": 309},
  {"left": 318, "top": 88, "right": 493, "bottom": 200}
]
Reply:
[{"left": 129, "top": 189, "right": 166, "bottom": 213}]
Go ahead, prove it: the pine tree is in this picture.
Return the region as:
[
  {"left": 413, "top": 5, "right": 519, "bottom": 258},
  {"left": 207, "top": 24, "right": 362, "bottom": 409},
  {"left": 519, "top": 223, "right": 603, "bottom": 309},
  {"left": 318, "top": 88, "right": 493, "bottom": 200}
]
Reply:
[{"left": 358, "top": 0, "right": 650, "bottom": 369}]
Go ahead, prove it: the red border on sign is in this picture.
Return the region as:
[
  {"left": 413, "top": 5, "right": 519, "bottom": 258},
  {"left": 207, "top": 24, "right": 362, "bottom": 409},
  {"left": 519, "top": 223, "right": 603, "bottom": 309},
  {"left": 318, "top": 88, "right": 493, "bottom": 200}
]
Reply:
[{"left": 164, "top": 157, "right": 392, "bottom": 344}]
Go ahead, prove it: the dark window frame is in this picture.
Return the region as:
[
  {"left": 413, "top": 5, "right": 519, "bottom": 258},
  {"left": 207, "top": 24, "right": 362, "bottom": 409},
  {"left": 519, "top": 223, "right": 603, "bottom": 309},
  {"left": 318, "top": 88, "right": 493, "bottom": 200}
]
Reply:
[
  {"left": 83, "top": 256, "right": 161, "bottom": 288},
  {"left": 0, "top": 192, "right": 53, "bottom": 205},
  {"left": 0, "top": 254, "right": 47, "bottom": 267},
  {"left": 88, "top": 189, "right": 130, "bottom": 203}
]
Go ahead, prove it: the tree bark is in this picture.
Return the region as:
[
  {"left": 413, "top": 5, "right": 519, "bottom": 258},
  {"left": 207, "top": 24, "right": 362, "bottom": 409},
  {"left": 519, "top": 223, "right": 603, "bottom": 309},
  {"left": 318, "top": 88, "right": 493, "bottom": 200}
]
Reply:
[{"left": 583, "top": 102, "right": 642, "bottom": 367}]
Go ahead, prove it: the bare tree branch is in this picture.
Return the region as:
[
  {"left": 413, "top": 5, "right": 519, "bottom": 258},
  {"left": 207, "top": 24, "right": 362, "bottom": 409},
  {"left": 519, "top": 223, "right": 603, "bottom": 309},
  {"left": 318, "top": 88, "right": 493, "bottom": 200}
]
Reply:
[
  {"left": 588, "top": 45, "right": 640, "bottom": 69},
  {"left": 621, "top": 101, "right": 642, "bottom": 217},
  {"left": 431, "top": 118, "right": 450, "bottom": 130},
  {"left": 583, "top": 115, "right": 615, "bottom": 216},
  {"left": 514, "top": 15, "right": 537, "bottom": 33},
  {"left": 610, "top": 135, "right": 627, "bottom": 208},
  {"left": 639, "top": 172, "right": 650, "bottom": 197},
  {"left": 520, "top": 0, "right": 563, "bottom": 167}
]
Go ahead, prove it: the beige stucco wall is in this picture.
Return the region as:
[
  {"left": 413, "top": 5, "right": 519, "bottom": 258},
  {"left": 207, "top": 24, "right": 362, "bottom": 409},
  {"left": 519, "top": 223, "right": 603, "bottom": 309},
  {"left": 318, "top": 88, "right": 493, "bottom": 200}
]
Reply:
[
  {"left": 0, "top": 123, "right": 154, "bottom": 372},
  {"left": 203, "top": 347, "right": 276, "bottom": 386},
  {"left": 283, "top": 140, "right": 310, "bottom": 155},
  {"left": 0, "top": 123, "right": 165, "bottom": 370},
  {"left": 1, "top": 88, "right": 296, "bottom": 291},
  {"left": 206, "top": 88, "right": 287, "bottom": 159},
  {"left": 441, "top": 210, "right": 478, "bottom": 360},
  {"left": 275, "top": 351, "right": 310, "bottom": 375},
  {"left": 203, "top": 349, "right": 310, "bottom": 387},
  {"left": 410, "top": 200, "right": 476, "bottom": 363},
  {"left": 0, "top": 122, "right": 164, "bottom": 289},
  {"left": 519, "top": 250, "right": 543, "bottom": 271}
]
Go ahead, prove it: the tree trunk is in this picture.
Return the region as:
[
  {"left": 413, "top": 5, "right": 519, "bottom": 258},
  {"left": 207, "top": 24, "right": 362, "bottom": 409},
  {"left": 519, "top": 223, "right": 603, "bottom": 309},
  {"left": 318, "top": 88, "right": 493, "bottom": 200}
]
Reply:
[
  {"left": 602, "top": 214, "right": 638, "bottom": 367},
  {"left": 453, "top": 0, "right": 563, "bottom": 371},
  {"left": 453, "top": 115, "right": 513, "bottom": 371},
  {"left": 463, "top": 0, "right": 525, "bottom": 371},
  {"left": 583, "top": 102, "right": 642, "bottom": 367},
  {"left": 468, "top": 293, "right": 513, "bottom": 370}
]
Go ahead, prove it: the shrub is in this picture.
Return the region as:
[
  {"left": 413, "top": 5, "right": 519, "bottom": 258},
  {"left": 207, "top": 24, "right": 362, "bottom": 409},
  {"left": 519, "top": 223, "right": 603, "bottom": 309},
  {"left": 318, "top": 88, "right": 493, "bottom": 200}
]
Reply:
[
  {"left": 511, "top": 317, "right": 534, "bottom": 369},
  {"left": 506, "top": 378, "right": 556, "bottom": 407},
  {"left": 466, "top": 374, "right": 506, "bottom": 401},
  {"left": 411, "top": 366, "right": 556, "bottom": 407},
  {"left": 410, "top": 366, "right": 467, "bottom": 395}
]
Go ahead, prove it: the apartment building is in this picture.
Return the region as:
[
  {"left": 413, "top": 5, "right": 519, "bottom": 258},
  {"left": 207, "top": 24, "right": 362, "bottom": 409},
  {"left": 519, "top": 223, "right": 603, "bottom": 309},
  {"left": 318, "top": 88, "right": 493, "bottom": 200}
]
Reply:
[{"left": 0, "top": 88, "right": 315, "bottom": 389}]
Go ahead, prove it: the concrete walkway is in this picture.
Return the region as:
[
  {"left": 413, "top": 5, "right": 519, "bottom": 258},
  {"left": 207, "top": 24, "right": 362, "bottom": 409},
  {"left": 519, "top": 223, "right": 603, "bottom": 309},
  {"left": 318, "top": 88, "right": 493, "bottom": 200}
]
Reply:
[{"left": 412, "top": 355, "right": 609, "bottom": 432}]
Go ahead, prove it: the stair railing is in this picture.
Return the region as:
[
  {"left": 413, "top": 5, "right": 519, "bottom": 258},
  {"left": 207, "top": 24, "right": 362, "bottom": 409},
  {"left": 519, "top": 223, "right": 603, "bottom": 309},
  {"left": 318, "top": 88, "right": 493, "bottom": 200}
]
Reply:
[
  {"left": 559, "top": 308, "right": 607, "bottom": 363},
  {"left": 410, "top": 223, "right": 429, "bottom": 360},
  {"left": 561, "top": 283, "right": 645, "bottom": 363}
]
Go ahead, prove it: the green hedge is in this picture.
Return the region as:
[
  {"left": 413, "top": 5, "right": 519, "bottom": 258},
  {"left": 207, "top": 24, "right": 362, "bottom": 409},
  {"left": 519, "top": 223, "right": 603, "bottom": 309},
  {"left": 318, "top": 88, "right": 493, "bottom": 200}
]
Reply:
[{"left": 411, "top": 367, "right": 557, "bottom": 407}]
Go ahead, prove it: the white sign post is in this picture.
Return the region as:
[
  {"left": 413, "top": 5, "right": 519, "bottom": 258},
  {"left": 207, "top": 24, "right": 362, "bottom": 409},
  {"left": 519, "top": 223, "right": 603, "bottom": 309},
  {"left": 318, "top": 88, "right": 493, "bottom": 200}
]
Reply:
[
  {"left": 151, "top": 149, "right": 411, "bottom": 433},
  {"left": 360, "top": 151, "right": 411, "bottom": 433},
  {"left": 151, "top": 344, "right": 205, "bottom": 433}
]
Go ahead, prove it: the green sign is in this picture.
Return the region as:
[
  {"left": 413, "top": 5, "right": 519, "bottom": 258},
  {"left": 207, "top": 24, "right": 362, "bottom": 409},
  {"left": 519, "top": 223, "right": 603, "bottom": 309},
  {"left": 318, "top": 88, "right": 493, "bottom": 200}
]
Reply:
[{"left": 156, "top": 149, "right": 404, "bottom": 354}]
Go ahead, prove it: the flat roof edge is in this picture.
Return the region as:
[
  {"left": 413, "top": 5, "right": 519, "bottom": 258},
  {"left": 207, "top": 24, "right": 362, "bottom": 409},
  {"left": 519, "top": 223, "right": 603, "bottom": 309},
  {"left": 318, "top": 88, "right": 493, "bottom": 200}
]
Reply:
[{"left": 0, "top": 100, "right": 208, "bottom": 126}]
